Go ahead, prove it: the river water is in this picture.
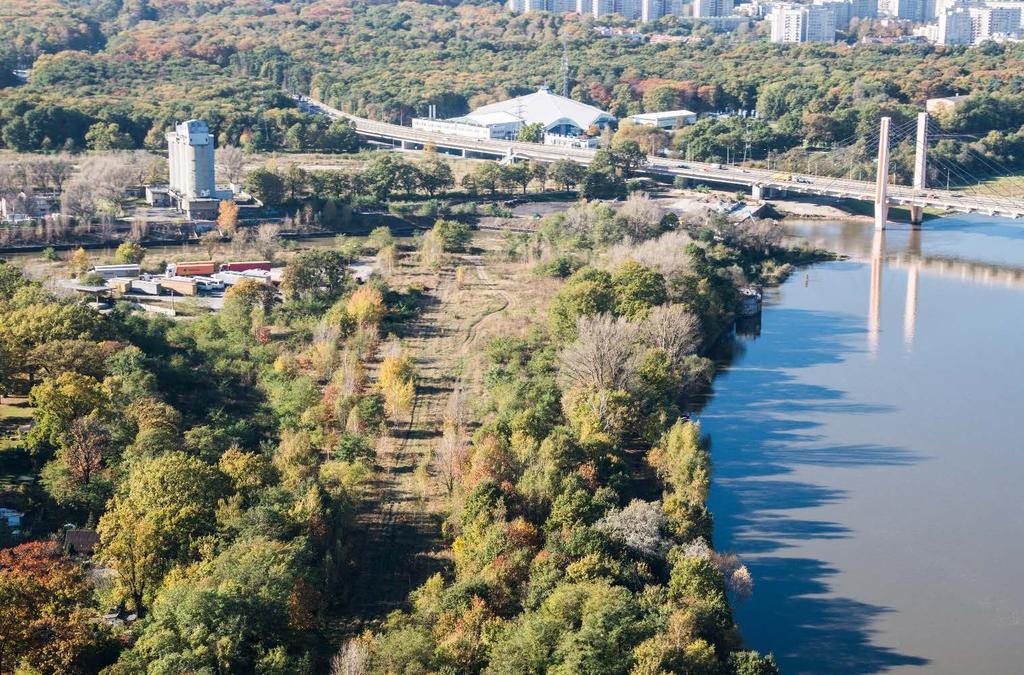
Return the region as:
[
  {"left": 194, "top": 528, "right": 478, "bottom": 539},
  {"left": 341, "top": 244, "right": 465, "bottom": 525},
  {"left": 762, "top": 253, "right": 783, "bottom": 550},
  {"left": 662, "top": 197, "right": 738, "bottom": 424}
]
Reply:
[{"left": 702, "top": 215, "right": 1024, "bottom": 674}]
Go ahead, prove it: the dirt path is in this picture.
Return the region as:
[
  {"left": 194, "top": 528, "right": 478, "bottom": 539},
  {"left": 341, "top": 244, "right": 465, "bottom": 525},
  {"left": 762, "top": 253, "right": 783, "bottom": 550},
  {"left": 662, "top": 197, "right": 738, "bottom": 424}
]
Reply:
[{"left": 344, "top": 245, "right": 513, "bottom": 629}]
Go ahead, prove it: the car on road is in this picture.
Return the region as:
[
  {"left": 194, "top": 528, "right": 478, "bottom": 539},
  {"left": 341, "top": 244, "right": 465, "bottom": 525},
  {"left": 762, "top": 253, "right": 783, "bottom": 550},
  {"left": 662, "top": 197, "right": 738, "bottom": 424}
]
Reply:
[
  {"left": 794, "top": 176, "right": 811, "bottom": 184},
  {"left": 676, "top": 163, "right": 689, "bottom": 168}
]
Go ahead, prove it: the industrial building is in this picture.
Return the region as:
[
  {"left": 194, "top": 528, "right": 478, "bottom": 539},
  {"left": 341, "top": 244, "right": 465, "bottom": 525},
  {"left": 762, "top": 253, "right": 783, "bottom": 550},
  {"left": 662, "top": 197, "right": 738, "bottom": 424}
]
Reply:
[
  {"left": 628, "top": 109, "right": 699, "bottom": 129},
  {"left": 164, "top": 120, "right": 223, "bottom": 219},
  {"left": 412, "top": 87, "right": 615, "bottom": 143}
]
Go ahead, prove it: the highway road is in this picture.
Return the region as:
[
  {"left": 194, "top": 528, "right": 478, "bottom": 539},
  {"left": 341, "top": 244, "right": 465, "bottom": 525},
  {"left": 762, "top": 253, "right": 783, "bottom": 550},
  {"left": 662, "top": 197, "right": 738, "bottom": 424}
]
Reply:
[{"left": 297, "top": 96, "right": 1024, "bottom": 220}]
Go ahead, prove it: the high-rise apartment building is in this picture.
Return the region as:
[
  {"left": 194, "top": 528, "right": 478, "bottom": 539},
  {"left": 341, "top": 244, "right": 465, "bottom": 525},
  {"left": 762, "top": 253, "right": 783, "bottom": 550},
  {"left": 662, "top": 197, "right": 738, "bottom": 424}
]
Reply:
[
  {"left": 694, "top": 0, "right": 736, "bottom": 17},
  {"left": 937, "top": 4, "right": 974, "bottom": 42},
  {"left": 769, "top": 3, "right": 837, "bottom": 41}
]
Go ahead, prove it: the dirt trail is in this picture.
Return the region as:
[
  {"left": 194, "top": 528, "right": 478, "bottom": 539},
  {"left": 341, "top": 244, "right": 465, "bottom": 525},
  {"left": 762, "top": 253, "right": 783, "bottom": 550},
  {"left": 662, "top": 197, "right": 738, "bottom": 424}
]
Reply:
[{"left": 345, "top": 246, "right": 513, "bottom": 629}]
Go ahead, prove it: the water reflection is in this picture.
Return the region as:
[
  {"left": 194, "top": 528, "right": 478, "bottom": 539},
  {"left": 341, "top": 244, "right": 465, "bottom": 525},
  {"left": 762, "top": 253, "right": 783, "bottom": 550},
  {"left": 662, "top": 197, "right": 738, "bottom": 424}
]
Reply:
[
  {"left": 706, "top": 216, "right": 1024, "bottom": 674},
  {"left": 868, "top": 230, "right": 884, "bottom": 356}
]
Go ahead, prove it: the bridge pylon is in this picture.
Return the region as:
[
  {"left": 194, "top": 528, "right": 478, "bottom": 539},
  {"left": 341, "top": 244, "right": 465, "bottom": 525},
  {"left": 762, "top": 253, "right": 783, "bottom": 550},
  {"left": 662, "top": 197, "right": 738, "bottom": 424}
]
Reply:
[
  {"left": 875, "top": 116, "right": 891, "bottom": 231},
  {"left": 911, "top": 112, "right": 928, "bottom": 227}
]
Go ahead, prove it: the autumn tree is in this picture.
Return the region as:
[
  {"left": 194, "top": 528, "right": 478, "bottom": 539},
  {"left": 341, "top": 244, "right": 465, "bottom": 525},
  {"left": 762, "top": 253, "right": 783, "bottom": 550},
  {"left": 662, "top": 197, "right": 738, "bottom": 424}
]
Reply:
[
  {"left": 378, "top": 353, "right": 416, "bottom": 425},
  {"left": 114, "top": 240, "right": 146, "bottom": 264},
  {"left": 345, "top": 285, "right": 385, "bottom": 327},
  {"left": 217, "top": 199, "right": 239, "bottom": 236},
  {"left": 0, "top": 542, "right": 109, "bottom": 674}
]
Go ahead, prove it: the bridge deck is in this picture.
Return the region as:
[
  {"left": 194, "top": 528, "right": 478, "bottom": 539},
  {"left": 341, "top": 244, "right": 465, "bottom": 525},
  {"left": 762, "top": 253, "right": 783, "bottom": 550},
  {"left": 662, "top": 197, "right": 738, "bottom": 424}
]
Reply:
[{"left": 298, "top": 96, "right": 1024, "bottom": 221}]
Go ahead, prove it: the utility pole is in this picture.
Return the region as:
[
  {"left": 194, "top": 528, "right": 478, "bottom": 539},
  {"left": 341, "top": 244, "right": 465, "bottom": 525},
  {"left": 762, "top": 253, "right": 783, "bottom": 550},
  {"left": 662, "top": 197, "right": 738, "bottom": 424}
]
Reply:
[{"left": 561, "top": 35, "right": 570, "bottom": 99}]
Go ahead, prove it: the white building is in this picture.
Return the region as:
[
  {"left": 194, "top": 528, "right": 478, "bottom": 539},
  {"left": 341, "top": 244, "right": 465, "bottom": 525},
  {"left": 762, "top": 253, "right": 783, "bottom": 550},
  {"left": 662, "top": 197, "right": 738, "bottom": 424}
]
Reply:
[
  {"left": 167, "top": 120, "right": 215, "bottom": 201},
  {"left": 937, "top": 3, "right": 974, "bottom": 42},
  {"left": 412, "top": 87, "right": 615, "bottom": 142},
  {"left": 814, "top": 0, "right": 852, "bottom": 25},
  {"left": 694, "top": 0, "right": 736, "bottom": 16},
  {"left": 769, "top": 3, "right": 837, "bottom": 41},
  {"left": 165, "top": 120, "right": 227, "bottom": 219},
  {"left": 969, "top": 5, "right": 1022, "bottom": 39},
  {"left": 629, "top": 109, "right": 699, "bottom": 128}
]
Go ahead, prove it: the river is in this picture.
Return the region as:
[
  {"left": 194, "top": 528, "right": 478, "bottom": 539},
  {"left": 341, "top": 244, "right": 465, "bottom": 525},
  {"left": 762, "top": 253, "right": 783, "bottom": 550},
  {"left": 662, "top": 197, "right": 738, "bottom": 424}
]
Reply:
[{"left": 702, "top": 215, "right": 1024, "bottom": 674}]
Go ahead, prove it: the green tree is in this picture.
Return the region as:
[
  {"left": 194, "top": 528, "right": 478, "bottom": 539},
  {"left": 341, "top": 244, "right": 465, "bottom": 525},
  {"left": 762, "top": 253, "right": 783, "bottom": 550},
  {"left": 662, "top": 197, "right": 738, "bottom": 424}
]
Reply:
[
  {"left": 321, "top": 119, "right": 360, "bottom": 152},
  {"left": 612, "top": 261, "right": 667, "bottom": 320},
  {"left": 85, "top": 122, "right": 134, "bottom": 151},
  {"left": 26, "top": 372, "right": 109, "bottom": 459},
  {"left": 432, "top": 219, "right": 471, "bottom": 253},
  {"left": 114, "top": 240, "right": 146, "bottom": 264},
  {"left": 97, "top": 452, "right": 227, "bottom": 615},
  {"left": 549, "top": 159, "right": 585, "bottom": 191},
  {"left": 280, "top": 249, "right": 350, "bottom": 305},
  {"left": 244, "top": 167, "right": 286, "bottom": 207},
  {"left": 116, "top": 538, "right": 306, "bottom": 673},
  {"left": 548, "top": 267, "right": 615, "bottom": 341},
  {"left": 516, "top": 122, "right": 545, "bottom": 143},
  {"left": 501, "top": 163, "right": 532, "bottom": 194},
  {"left": 418, "top": 156, "right": 455, "bottom": 196}
]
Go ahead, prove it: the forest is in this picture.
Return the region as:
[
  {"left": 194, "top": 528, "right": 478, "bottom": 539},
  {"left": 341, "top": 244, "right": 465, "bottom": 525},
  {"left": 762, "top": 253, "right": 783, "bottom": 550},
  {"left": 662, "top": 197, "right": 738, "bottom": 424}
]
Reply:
[
  {"left": 3, "top": 0, "right": 1024, "bottom": 177},
  {"left": 0, "top": 176, "right": 805, "bottom": 672}
]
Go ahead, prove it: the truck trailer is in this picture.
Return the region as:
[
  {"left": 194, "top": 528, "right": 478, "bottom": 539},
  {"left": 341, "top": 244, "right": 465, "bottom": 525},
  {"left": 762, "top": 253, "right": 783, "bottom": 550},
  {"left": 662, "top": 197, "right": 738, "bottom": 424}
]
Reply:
[
  {"left": 167, "top": 261, "right": 216, "bottom": 277},
  {"left": 220, "top": 260, "right": 272, "bottom": 273},
  {"left": 161, "top": 277, "right": 198, "bottom": 296},
  {"left": 92, "top": 264, "right": 140, "bottom": 280}
]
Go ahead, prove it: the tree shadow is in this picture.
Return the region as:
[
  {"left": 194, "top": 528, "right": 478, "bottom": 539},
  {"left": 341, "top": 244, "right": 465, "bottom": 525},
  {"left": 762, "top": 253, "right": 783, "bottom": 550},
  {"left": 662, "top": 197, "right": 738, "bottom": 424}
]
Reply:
[{"left": 704, "top": 307, "right": 929, "bottom": 673}]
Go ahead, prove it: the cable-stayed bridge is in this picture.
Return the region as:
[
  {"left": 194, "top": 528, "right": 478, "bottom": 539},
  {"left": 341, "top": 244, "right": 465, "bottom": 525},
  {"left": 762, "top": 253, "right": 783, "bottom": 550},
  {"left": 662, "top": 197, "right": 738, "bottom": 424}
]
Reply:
[{"left": 297, "top": 96, "right": 1024, "bottom": 227}]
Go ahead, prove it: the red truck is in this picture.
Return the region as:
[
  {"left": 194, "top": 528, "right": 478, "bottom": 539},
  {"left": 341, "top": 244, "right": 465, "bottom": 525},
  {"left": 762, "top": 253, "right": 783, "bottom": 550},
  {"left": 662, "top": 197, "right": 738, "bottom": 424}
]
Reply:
[{"left": 219, "top": 260, "right": 272, "bottom": 273}]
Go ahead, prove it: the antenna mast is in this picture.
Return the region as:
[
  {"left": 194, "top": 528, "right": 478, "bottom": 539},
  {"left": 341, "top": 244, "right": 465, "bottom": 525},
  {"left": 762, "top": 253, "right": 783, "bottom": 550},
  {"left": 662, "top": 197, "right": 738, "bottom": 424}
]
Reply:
[{"left": 561, "top": 34, "right": 570, "bottom": 98}]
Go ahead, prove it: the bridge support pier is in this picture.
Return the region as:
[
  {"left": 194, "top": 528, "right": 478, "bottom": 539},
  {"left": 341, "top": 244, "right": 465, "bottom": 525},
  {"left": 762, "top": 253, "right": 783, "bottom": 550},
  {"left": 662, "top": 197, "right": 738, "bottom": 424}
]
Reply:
[
  {"left": 910, "top": 111, "right": 928, "bottom": 228},
  {"left": 874, "top": 116, "right": 891, "bottom": 231},
  {"left": 752, "top": 184, "right": 765, "bottom": 200}
]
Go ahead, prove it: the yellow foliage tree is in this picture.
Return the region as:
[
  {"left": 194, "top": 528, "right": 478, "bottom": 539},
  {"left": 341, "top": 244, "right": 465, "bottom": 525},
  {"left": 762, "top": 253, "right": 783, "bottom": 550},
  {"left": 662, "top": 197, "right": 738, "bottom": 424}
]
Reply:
[
  {"left": 345, "top": 285, "right": 385, "bottom": 327},
  {"left": 217, "top": 199, "right": 239, "bottom": 235},
  {"left": 69, "top": 247, "right": 89, "bottom": 275},
  {"left": 378, "top": 353, "right": 416, "bottom": 424}
]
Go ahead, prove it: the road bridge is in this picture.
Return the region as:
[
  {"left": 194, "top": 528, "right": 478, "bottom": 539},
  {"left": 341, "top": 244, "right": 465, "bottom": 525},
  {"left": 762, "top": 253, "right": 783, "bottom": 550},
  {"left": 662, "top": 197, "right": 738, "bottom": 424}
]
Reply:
[{"left": 297, "top": 97, "right": 1024, "bottom": 226}]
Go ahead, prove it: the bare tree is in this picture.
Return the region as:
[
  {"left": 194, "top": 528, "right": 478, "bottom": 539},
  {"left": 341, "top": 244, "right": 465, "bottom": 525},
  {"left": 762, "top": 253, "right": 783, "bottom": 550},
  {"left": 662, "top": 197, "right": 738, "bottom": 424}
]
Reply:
[
  {"left": 256, "top": 222, "right": 280, "bottom": 261},
  {"left": 63, "top": 416, "right": 108, "bottom": 486},
  {"left": 616, "top": 192, "right": 665, "bottom": 242},
  {"left": 558, "top": 313, "right": 638, "bottom": 391},
  {"left": 130, "top": 215, "right": 150, "bottom": 242},
  {"left": 597, "top": 499, "right": 671, "bottom": 560},
  {"left": 640, "top": 304, "right": 702, "bottom": 366},
  {"left": 46, "top": 157, "right": 75, "bottom": 194},
  {"left": 82, "top": 157, "right": 136, "bottom": 216},
  {"left": 605, "top": 229, "right": 694, "bottom": 277},
  {"left": 61, "top": 179, "right": 97, "bottom": 223},
  {"left": 216, "top": 145, "right": 246, "bottom": 186},
  {"left": 330, "top": 638, "right": 370, "bottom": 675},
  {"left": 435, "top": 395, "right": 469, "bottom": 495},
  {"left": 200, "top": 229, "right": 222, "bottom": 258}
]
